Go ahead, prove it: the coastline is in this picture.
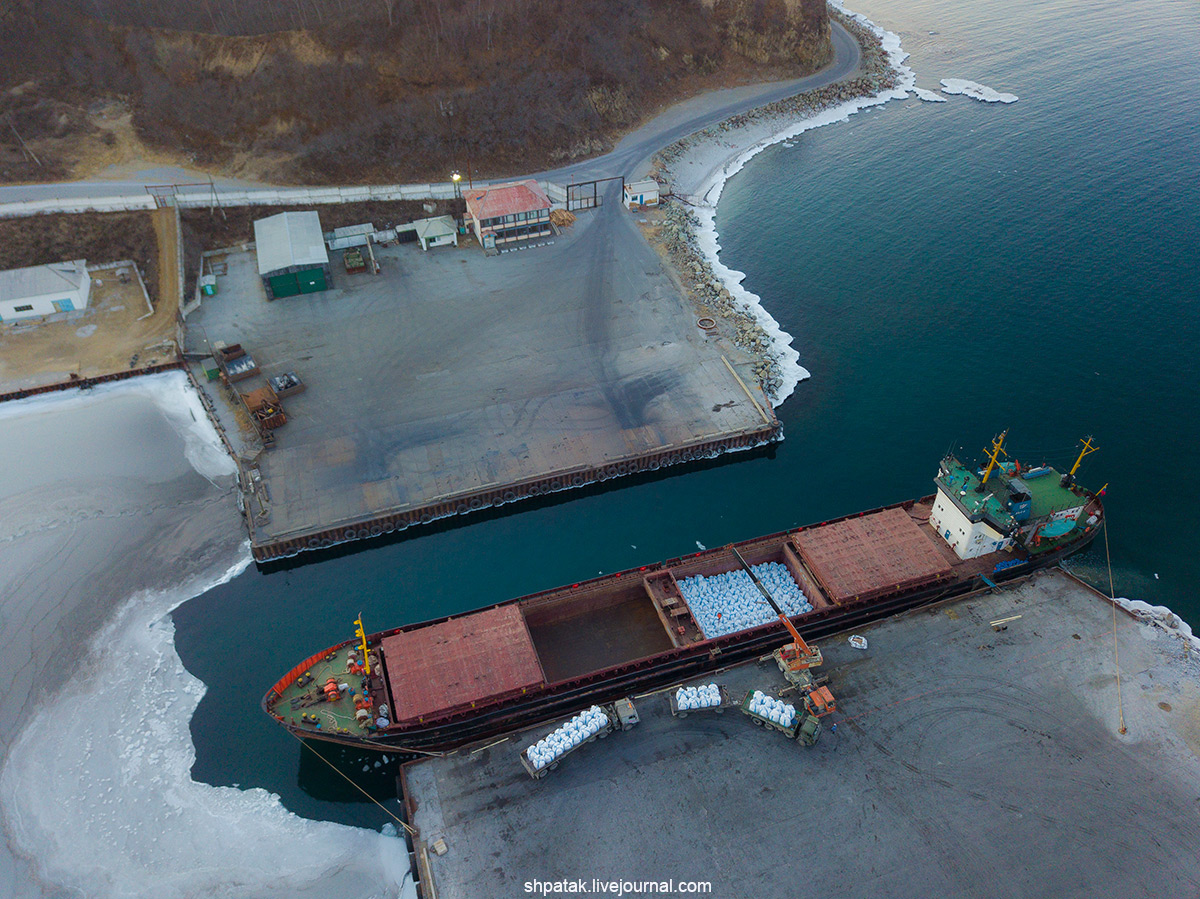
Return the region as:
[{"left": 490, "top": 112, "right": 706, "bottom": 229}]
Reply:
[{"left": 651, "top": 3, "right": 915, "bottom": 406}]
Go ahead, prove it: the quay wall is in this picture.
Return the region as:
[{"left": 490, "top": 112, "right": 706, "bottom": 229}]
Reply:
[{"left": 250, "top": 423, "right": 781, "bottom": 563}]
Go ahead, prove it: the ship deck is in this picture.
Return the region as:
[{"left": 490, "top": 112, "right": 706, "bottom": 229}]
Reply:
[{"left": 400, "top": 569, "right": 1200, "bottom": 899}]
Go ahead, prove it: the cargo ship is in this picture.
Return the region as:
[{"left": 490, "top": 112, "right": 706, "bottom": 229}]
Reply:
[{"left": 264, "top": 433, "right": 1105, "bottom": 753}]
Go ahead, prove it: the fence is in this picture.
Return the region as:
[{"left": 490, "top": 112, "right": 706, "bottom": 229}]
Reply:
[{"left": 0, "top": 180, "right": 567, "bottom": 219}]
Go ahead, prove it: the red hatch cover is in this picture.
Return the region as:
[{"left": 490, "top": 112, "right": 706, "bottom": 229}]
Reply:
[
  {"left": 792, "top": 507, "right": 952, "bottom": 604},
  {"left": 381, "top": 606, "right": 545, "bottom": 722}
]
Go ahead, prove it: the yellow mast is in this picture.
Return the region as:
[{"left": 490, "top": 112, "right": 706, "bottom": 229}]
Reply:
[
  {"left": 1069, "top": 436, "right": 1098, "bottom": 478},
  {"left": 978, "top": 430, "right": 1008, "bottom": 488},
  {"left": 354, "top": 614, "right": 371, "bottom": 675}
]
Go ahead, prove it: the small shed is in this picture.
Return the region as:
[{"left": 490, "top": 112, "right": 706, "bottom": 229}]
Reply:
[
  {"left": 325, "top": 223, "right": 376, "bottom": 251},
  {"left": 623, "top": 180, "right": 660, "bottom": 209},
  {"left": 0, "top": 260, "right": 91, "bottom": 323},
  {"left": 414, "top": 216, "right": 459, "bottom": 251},
  {"left": 253, "top": 212, "right": 331, "bottom": 300}
]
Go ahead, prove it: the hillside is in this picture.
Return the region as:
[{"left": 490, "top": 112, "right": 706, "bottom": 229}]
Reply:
[{"left": 0, "top": 0, "right": 831, "bottom": 185}]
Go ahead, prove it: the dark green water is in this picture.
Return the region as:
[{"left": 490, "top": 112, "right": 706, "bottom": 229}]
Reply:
[{"left": 174, "top": 0, "right": 1200, "bottom": 825}]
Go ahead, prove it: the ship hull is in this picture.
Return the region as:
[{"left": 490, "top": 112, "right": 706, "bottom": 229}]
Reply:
[{"left": 265, "top": 494, "right": 1101, "bottom": 756}]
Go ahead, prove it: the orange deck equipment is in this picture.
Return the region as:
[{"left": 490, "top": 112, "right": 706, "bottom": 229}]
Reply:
[
  {"left": 381, "top": 606, "right": 546, "bottom": 722},
  {"left": 792, "top": 507, "right": 953, "bottom": 604}
]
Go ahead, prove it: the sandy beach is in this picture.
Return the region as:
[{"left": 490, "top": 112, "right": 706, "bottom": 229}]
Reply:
[{"left": 0, "top": 374, "right": 412, "bottom": 898}]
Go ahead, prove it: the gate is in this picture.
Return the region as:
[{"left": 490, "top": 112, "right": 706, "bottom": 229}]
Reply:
[{"left": 565, "top": 176, "right": 624, "bottom": 212}]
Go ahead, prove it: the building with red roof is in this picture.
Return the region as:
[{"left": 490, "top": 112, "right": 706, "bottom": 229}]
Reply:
[{"left": 463, "top": 180, "right": 553, "bottom": 250}]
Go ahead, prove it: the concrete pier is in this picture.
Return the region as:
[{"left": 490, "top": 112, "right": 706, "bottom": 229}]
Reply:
[
  {"left": 183, "top": 202, "right": 779, "bottom": 562},
  {"left": 400, "top": 569, "right": 1200, "bottom": 899}
]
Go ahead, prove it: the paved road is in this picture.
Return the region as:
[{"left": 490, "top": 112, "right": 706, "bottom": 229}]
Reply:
[
  {"left": 537, "top": 21, "right": 861, "bottom": 184},
  {"left": 0, "top": 23, "right": 860, "bottom": 204}
]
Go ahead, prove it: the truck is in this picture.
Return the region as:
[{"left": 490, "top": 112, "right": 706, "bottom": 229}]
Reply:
[
  {"left": 668, "top": 683, "right": 734, "bottom": 718},
  {"left": 343, "top": 248, "right": 367, "bottom": 274},
  {"left": 739, "top": 690, "right": 803, "bottom": 738},
  {"left": 738, "top": 690, "right": 823, "bottom": 746},
  {"left": 519, "top": 701, "right": 635, "bottom": 779}
]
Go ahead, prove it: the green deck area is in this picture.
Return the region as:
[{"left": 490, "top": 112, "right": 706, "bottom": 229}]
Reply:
[
  {"left": 936, "top": 458, "right": 1091, "bottom": 534},
  {"left": 1014, "top": 467, "right": 1090, "bottom": 518},
  {"left": 936, "top": 461, "right": 1013, "bottom": 527},
  {"left": 274, "top": 643, "right": 379, "bottom": 738}
]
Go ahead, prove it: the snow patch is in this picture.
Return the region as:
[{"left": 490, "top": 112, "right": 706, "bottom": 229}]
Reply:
[
  {"left": 0, "top": 549, "right": 413, "bottom": 899},
  {"left": 1113, "top": 597, "right": 1200, "bottom": 655},
  {"left": 940, "top": 79, "right": 1018, "bottom": 104},
  {"left": 689, "top": 1, "right": 916, "bottom": 406},
  {"left": 912, "top": 87, "right": 948, "bottom": 103},
  {"left": 0, "top": 370, "right": 235, "bottom": 481}
]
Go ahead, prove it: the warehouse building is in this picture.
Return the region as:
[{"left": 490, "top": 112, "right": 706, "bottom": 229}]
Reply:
[
  {"left": 253, "top": 212, "right": 331, "bottom": 300},
  {"left": 464, "top": 180, "right": 552, "bottom": 249},
  {"left": 0, "top": 260, "right": 91, "bottom": 323}
]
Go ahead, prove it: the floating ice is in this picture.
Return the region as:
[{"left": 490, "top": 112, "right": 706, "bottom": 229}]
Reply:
[
  {"left": 678, "top": 562, "right": 811, "bottom": 639},
  {"left": 939, "top": 79, "right": 1018, "bottom": 104},
  {"left": 912, "top": 87, "right": 947, "bottom": 103}
]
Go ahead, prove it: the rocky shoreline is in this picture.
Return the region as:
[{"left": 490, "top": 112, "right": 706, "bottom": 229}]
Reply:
[{"left": 648, "top": 5, "right": 901, "bottom": 403}]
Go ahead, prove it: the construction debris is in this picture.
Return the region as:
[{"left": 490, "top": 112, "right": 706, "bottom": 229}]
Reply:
[{"left": 549, "top": 209, "right": 576, "bottom": 228}]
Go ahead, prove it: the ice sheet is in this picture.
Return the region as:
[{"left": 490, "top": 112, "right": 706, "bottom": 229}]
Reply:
[
  {"left": 912, "top": 87, "right": 948, "bottom": 102},
  {"left": 0, "top": 373, "right": 411, "bottom": 898},
  {"left": 0, "top": 370, "right": 236, "bottom": 481},
  {"left": 940, "top": 78, "right": 1019, "bottom": 103},
  {"left": 1114, "top": 597, "right": 1200, "bottom": 655}
]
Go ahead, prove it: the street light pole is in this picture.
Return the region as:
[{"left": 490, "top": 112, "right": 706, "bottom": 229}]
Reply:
[{"left": 451, "top": 171, "right": 464, "bottom": 232}]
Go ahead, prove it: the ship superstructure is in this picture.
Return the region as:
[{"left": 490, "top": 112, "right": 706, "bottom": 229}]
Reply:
[{"left": 930, "top": 432, "right": 1102, "bottom": 560}]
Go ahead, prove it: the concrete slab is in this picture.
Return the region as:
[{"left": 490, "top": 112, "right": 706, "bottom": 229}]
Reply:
[
  {"left": 403, "top": 569, "right": 1200, "bottom": 899},
  {"left": 184, "top": 204, "right": 776, "bottom": 554}
]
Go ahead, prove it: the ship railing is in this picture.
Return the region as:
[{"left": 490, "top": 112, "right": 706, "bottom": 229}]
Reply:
[{"left": 267, "top": 647, "right": 344, "bottom": 707}]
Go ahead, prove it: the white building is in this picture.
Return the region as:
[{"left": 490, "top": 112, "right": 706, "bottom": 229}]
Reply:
[
  {"left": 623, "top": 180, "right": 660, "bottom": 209},
  {"left": 414, "top": 216, "right": 458, "bottom": 251},
  {"left": 928, "top": 488, "right": 1014, "bottom": 560},
  {"left": 0, "top": 260, "right": 91, "bottom": 323}
]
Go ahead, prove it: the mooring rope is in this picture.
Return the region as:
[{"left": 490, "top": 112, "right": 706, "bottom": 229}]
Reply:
[{"left": 285, "top": 728, "right": 418, "bottom": 836}]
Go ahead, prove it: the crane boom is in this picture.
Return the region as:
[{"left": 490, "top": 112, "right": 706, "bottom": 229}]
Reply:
[{"left": 728, "top": 546, "right": 818, "bottom": 663}]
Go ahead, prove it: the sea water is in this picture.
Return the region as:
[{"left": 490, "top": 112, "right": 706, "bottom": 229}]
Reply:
[{"left": 53, "top": 0, "right": 1200, "bottom": 884}]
